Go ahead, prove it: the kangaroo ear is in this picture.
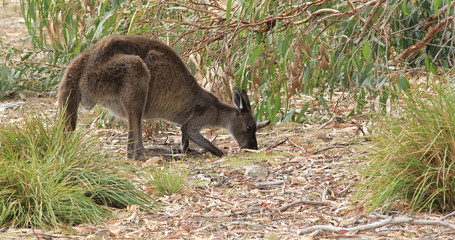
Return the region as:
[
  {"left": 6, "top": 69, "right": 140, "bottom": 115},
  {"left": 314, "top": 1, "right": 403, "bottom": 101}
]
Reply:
[
  {"left": 240, "top": 89, "right": 251, "bottom": 109},
  {"left": 233, "top": 88, "right": 251, "bottom": 112},
  {"left": 233, "top": 88, "right": 243, "bottom": 111}
]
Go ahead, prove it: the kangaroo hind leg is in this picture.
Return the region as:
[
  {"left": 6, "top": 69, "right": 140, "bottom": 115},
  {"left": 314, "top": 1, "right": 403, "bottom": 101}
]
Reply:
[
  {"left": 123, "top": 55, "right": 150, "bottom": 161},
  {"left": 103, "top": 54, "right": 151, "bottom": 160}
]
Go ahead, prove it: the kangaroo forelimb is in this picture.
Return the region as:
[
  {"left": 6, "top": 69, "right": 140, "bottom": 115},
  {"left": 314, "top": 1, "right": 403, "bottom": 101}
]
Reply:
[{"left": 181, "top": 125, "right": 224, "bottom": 157}]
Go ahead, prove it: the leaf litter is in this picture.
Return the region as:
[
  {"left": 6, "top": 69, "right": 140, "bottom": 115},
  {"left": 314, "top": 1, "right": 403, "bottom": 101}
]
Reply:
[{"left": 0, "top": 93, "right": 454, "bottom": 239}]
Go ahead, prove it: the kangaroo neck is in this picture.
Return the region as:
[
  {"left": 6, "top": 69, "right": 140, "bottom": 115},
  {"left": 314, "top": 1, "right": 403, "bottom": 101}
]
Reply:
[{"left": 215, "top": 101, "right": 238, "bottom": 130}]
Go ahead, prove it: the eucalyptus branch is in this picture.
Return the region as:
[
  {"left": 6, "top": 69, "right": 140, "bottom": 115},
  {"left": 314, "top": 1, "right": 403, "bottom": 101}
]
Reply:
[{"left": 397, "top": 16, "right": 454, "bottom": 60}]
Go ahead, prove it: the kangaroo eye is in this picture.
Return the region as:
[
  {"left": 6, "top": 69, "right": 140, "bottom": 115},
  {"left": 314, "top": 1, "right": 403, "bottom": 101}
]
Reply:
[{"left": 246, "top": 125, "right": 252, "bottom": 132}]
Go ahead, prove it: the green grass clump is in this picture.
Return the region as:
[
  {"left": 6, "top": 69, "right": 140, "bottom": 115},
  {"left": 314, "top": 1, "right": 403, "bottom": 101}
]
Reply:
[
  {"left": 0, "top": 112, "right": 153, "bottom": 229},
  {"left": 147, "top": 163, "right": 188, "bottom": 196},
  {"left": 355, "top": 84, "right": 455, "bottom": 213}
]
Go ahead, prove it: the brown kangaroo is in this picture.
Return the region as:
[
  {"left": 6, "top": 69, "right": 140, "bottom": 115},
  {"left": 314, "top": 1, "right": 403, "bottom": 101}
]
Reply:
[{"left": 58, "top": 35, "right": 258, "bottom": 160}]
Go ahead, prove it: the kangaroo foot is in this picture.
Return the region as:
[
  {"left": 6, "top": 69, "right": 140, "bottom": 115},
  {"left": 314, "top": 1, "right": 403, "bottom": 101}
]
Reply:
[
  {"left": 146, "top": 147, "right": 180, "bottom": 156},
  {"left": 182, "top": 148, "right": 206, "bottom": 155}
]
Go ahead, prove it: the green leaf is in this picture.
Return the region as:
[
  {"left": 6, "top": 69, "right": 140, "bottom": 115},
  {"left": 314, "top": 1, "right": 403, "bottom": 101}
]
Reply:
[
  {"left": 188, "top": 60, "right": 196, "bottom": 75},
  {"left": 295, "top": 102, "right": 309, "bottom": 123},
  {"left": 356, "top": 88, "right": 366, "bottom": 114},
  {"left": 256, "top": 103, "right": 265, "bottom": 122},
  {"left": 72, "top": 44, "right": 82, "bottom": 55},
  {"left": 361, "top": 42, "right": 370, "bottom": 62},
  {"left": 433, "top": 0, "right": 441, "bottom": 15},
  {"left": 318, "top": 96, "right": 330, "bottom": 113},
  {"left": 425, "top": 57, "right": 438, "bottom": 76},
  {"left": 398, "top": 75, "right": 410, "bottom": 92},
  {"left": 93, "top": 11, "right": 114, "bottom": 39},
  {"left": 274, "top": 94, "right": 281, "bottom": 117},
  {"left": 282, "top": 110, "right": 295, "bottom": 123},
  {"left": 226, "top": 0, "right": 233, "bottom": 19},
  {"left": 249, "top": 45, "right": 265, "bottom": 64},
  {"left": 18, "top": 91, "right": 26, "bottom": 100},
  {"left": 400, "top": 2, "right": 410, "bottom": 16}
]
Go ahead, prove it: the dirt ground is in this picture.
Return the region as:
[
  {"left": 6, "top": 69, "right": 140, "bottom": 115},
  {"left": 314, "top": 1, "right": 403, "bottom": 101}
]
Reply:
[{"left": 1, "top": 3, "right": 455, "bottom": 239}]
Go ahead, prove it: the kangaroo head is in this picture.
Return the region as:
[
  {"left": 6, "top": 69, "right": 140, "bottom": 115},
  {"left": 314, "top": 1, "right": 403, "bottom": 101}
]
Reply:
[{"left": 229, "top": 88, "right": 258, "bottom": 150}]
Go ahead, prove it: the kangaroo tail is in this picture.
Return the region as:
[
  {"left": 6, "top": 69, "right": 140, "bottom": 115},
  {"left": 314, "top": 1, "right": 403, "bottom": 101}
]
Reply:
[{"left": 58, "top": 55, "right": 86, "bottom": 132}]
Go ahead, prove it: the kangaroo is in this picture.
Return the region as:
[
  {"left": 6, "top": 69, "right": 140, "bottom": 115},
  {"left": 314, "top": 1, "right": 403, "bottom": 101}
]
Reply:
[{"left": 58, "top": 35, "right": 258, "bottom": 160}]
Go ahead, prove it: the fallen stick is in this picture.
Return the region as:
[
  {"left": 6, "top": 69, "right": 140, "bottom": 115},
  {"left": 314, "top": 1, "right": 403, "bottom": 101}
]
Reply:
[
  {"left": 440, "top": 210, "right": 455, "bottom": 221},
  {"left": 295, "top": 215, "right": 455, "bottom": 235},
  {"left": 257, "top": 120, "right": 271, "bottom": 129},
  {"left": 318, "top": 117, "right": 335, "bottom": 130}
]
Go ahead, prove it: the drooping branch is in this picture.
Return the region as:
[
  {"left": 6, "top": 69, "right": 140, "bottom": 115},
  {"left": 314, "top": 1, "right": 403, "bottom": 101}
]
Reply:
[
  {"left": 164, "top": 1, "right": 222, "bottom": 19},
  {"left": 143, "top": 1, "right": 454, "bottom": 70},
  {"left": 423, "top": 4, "right": 455, "bottom": 30},
  {"left": 148, "top": 0, "right": 389, "bottom": 54},
  {"left": 354, "top": 0, "right": 387, "bottom": 45},
  {"left": 397, "top": 16, "right": 454, "bottom": 61}
]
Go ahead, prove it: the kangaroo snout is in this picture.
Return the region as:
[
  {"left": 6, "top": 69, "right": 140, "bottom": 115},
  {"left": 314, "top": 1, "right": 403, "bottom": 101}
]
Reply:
[
  {"left": 235, "top": 133, "right": 258, "bottom": 150},
  {"left": 248, "top": 136, "right": 258, "bottom": 150}
]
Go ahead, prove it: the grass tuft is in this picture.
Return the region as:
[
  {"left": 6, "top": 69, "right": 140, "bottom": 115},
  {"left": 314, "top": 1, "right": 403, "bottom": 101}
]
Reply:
[
  {"left": 0, "top": 112, "right": 153, "bottom": 229},
  {"left": 146, "top": 163, "right": 189, "bottom": 196},
  {"left": 355, "top": 84, "right": 455, "bottom": 213}
]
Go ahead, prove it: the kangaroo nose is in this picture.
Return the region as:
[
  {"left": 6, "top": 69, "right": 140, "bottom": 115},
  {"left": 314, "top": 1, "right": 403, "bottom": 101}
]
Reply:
[{"left": 248, "top": 137, "right": 258, "bottom": 150}]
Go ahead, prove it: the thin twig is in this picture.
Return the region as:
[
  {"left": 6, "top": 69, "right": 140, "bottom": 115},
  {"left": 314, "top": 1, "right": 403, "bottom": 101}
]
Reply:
[
  {"left": 354, "top": 0, "right": 387, "bottom": 45},
  {"left": 257, "top": 120, "right": 271, "bottom": 129},
  {"left": 287, "top": 137, "right": 307, "bottom": 153},
  {"left": 279, "top": 199, "right": 331, "bottom": 212},
  {"left": 308, "top": 142, "right": 355, "bottom": 154},
  {"left": 165, "top": 1, "right": 222, "bottom": 18},
  {"left": 194, "top": 188, "right": 234, "bottom": 206},
  {"left": 266, "top": 137, "right": 288, "bottom": 150},
  {"left": 318, "top": 117, "right": 335, "bottom": 130},
  {"left": 232, "top": 204, "right": 262, "bottom": 216},
  {"left": 423, "top": 4, "right": 454, "bottom": 30},
  {"left": 255, "top": 180, "right": 284, "bottom": 188}
]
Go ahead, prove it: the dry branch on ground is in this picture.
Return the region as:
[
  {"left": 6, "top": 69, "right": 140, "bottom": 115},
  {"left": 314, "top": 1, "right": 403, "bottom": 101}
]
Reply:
[{"left": 296, "top": 214, "right": 455, "bottom": 235}]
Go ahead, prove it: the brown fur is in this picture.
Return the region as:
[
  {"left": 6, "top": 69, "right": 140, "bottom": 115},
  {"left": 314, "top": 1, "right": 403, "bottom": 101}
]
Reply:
[{"left": 58, "top": 35, "right": 257, "bottom": 160}]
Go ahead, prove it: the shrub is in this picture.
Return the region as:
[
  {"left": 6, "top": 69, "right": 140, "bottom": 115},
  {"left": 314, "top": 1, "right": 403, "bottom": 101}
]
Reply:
[
  {"left": 117, "top": 0, "right": 455, "bottom": 120},
  {"left": 0, "top": 112, "right": 153, "bottom": 229},
  {"left": 15, "top": 0, "right": 454, "bottom": 119},
  {"left": 355, "top": 84, "right": 455, "bottom": 213}
]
